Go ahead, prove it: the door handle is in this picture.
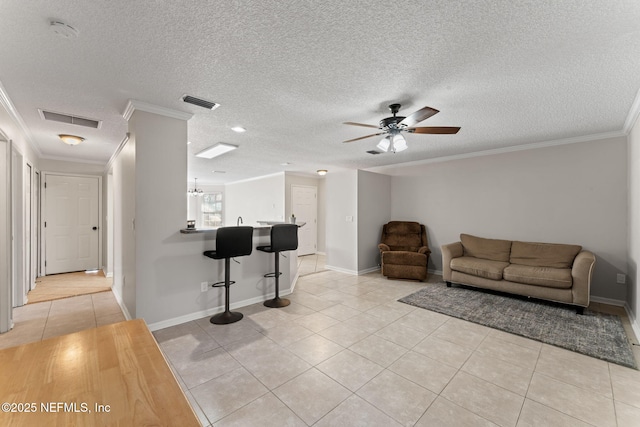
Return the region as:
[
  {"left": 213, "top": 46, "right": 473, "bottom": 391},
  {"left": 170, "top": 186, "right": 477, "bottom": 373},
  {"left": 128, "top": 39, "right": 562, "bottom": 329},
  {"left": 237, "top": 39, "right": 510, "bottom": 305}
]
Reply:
[{"left": 92, "top": 226, "right": 98, "bottom": 230}]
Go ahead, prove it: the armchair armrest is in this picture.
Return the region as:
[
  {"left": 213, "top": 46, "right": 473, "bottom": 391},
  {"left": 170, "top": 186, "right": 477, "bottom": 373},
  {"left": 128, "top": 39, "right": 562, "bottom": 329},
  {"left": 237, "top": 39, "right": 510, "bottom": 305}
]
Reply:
[
  {"left": 571, "top": 250, "right": 595, "bottom": 307},
  {"left": 441, "top": 242, "right": 464, "bottom": 282},
  {"left": 418, "top": 246, "right": 431, "bottom": 255},
  {"left": 378, "top": 243, "right": 390, "bottom": 252}
]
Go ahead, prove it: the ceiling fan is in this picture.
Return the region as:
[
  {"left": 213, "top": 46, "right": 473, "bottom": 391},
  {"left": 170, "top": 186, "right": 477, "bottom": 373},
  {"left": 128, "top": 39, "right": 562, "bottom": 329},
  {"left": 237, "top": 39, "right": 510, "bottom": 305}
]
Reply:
[{"left": 343, "top": 103, "right": 460, "bottom": 153}]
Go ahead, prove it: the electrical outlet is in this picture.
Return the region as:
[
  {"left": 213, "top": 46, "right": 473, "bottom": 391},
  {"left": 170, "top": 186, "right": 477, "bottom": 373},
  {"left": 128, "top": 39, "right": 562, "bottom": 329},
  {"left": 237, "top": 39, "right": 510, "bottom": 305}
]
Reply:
[
  {"left": 616, "top": 274, "right": 626, "bottom": 284},
  {"left": 201, "top": 281, "right": 209, "bottom": 292}
]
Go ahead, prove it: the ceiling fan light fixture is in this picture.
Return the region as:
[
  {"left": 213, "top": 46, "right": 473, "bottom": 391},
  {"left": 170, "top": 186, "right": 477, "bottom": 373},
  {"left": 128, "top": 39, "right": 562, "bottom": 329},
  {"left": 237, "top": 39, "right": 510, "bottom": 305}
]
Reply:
[
  {"left": 392, "top": 133, "right": 407, "bottom": 152},
  {"left": 377, "top": 136, "right": 391, "bottom": 152},
  {"left": 58, "top": 134, "right": 85, "bottom": 145}
]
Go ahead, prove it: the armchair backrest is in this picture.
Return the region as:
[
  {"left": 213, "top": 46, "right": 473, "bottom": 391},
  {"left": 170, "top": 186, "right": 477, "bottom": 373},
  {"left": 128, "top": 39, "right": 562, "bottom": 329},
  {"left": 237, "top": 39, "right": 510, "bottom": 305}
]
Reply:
[{"left": 380, "top": 221, "right": 428, "bottom": 252}]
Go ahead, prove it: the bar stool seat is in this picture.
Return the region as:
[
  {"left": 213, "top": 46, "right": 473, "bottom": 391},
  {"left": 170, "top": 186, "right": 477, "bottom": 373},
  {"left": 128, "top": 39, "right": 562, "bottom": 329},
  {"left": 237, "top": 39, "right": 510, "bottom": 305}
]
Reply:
[
  {"left": 257, "top": 224, "right": 298, "bottom": 308},
  {"left": 203, "top": 226, "right": 254, "bottom": 324}
]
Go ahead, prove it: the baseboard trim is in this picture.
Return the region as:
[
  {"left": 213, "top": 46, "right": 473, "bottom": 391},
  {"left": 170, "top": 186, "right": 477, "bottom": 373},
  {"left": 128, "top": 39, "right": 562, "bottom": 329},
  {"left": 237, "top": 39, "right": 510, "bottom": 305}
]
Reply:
[
  {"left": 111, "top": 286, "right": 133, "bottom": 321},
  {"left": 590, "top": 296, "right": 626, "bottom": 306},
  {"left": 325, "top": 265, "right": 381, "bottom": 276},
  {"left": 145, "top": 287, "right": 293, "bottom": 332},
  {"left": 624, "top": 303, "right": 640, "bottom": 343}
]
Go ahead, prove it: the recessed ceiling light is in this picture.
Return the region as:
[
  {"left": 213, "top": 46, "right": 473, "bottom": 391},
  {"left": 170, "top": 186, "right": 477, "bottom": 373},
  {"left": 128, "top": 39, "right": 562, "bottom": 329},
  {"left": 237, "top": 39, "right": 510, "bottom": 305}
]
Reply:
[
  {"left": 212, "top": 170, "right": 226, "bottom": 174},
  {"left": 195, "top": 142, "right": 238, "bottom": 159},
  {"left": 231, "top": 126, "right": 246, "bottom": 133}
]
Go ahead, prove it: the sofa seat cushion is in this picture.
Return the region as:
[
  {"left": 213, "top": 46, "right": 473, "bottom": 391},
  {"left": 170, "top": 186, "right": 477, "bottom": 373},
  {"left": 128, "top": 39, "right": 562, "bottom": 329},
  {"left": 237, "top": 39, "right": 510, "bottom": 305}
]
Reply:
[
  {"left": 382, "top": 250, "right": 427, "bottom": 267},
  {"left": 450, "top": 256, "right": 509, "bottom": 280},
  {"left": 503, "top": 264, "right": 573, "bottom": 289},
  {"left": 460, "top": 234, "right": 512, "bottom": 262},
  {"left": 510, "top": 241, "right": 582, "bottom": 268}
]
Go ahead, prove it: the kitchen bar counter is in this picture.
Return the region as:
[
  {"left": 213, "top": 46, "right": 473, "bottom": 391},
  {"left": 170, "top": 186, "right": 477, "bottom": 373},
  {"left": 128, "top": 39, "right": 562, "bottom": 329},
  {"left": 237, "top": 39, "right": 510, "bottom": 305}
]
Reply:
[{"left": 179, "top": 221, "right": 305, "bottom": 234}]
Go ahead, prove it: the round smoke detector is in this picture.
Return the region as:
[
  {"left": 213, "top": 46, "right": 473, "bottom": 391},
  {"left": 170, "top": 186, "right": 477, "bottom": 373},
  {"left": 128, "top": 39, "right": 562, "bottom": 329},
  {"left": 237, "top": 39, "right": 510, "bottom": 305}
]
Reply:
[{"left": 49, "top": 20, "right": 79, "bottom": 39}]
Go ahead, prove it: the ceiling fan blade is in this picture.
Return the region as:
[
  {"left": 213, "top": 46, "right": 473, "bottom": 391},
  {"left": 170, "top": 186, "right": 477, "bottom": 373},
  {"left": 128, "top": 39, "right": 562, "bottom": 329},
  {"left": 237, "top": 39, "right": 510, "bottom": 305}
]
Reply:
[
  {"left": 343, "top": 121, "right": 380, "bottom": 129},
  {"left": 407, "top": 126, "right": 460, "bottom": 134},
  {"left": 343, "top": 132, "right": 385, "bottom": 143},
  {"left": 398, "top": 106, "right": 439, "bottom": 127}
]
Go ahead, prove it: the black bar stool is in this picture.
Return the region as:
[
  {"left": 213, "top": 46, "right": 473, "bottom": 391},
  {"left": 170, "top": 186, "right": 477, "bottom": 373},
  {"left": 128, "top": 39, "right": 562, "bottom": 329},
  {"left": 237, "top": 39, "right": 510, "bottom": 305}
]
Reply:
[
  {"left": 257, "top": 224, "right": 298, "bottom": 308},
  {"left": 203, "top": 226, "right": 254, "bottom": 324}
]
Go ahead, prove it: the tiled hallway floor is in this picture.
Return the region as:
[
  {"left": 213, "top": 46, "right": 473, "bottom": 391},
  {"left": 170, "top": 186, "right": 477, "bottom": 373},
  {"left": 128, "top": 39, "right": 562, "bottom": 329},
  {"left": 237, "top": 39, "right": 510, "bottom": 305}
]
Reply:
[
  {"left": 0, "top": 291, "right": 126, "bottom": 350},
  {"left": 154, "top": 271, "right": 640, "bottom": 427}
]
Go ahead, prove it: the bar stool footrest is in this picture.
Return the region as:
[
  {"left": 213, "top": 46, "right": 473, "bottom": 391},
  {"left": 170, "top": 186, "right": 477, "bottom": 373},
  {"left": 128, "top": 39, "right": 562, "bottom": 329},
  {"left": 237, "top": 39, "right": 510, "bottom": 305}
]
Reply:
[
  {"left": 212, "top": 280, "right": 236, "bottom": 288},
  {"left": 263, "top": 272, "right": 282, "bottom": 278}
]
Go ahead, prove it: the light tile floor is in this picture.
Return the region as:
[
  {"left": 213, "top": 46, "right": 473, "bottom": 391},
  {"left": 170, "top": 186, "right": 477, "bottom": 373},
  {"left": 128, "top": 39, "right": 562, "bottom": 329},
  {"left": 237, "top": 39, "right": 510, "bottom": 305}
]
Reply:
[
  {"left": 0, "top": 291, "right": 126, "bottom": 350},
  {"left": 297, "top": 253, "right": 327, "bottom": 276},
  {"left": 154, "top": 271, "right": 640, "bottom": 427}
]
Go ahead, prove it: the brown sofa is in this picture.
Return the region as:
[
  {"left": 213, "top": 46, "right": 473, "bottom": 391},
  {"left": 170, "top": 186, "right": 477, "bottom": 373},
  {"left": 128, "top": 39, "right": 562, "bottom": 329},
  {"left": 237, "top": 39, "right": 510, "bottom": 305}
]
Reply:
[
  {"left": 378, "top": 221, "right": 431, "bottom": 281},
  {"left": 442, "top": 234, "right": 596, "bottom": 313}
]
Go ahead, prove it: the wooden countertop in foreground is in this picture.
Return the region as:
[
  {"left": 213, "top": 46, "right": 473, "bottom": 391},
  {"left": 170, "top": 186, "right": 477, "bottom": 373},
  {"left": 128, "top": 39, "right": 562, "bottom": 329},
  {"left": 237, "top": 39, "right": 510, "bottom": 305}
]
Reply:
[{"left": 0, "top": 319, "right": 200, "bottom": 427}]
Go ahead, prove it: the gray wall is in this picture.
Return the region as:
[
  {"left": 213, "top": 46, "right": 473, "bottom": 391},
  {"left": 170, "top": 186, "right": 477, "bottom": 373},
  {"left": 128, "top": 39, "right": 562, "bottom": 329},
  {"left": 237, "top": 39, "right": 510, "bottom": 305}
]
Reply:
[
  {"left": 628, "top": 116, "right": 640, "bottom": 327},
  {"left": 357, "top": 170, "right": 391, "bottom": 272},
  {"left": 388, "top": 136, "right": 628, "bottom": 301},
  {"left": 225, "top": 173, "right": 285, "bottom": 226},
  {"left": 326, "top": 170, "right": 358, "bottom": 273}
]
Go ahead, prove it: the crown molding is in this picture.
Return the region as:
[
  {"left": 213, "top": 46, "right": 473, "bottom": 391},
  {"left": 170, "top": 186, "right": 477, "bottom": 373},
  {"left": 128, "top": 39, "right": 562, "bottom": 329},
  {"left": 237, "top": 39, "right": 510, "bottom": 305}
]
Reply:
[
  {"left": 104, "top": 133, "right": 130, "bottom": 173},
  {"left": 38, "top": 154, "right": 107, "bottom": 166},
  {"left": 623, "top": 88, "right": 640, "bottom": 134},
  {"left": 366, "top": 130, "right": 627, "bottom": 175},
  {"left": 226, "top": 171, "right": 285, "bottom": 186},
  {"left": 0, "top": 79, "right": 42, "bottom": 157},
  {"left": 123, "top": 100, "right": 193, "bottom": 122}
]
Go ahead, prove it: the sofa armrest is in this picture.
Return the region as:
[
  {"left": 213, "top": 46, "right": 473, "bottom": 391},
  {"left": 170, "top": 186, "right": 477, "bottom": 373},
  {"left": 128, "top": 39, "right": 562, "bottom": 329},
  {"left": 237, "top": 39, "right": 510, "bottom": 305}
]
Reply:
[
  {"left": 441, "top": 242, "right": 463, "bottom": 281},
  {"left": 571, "top": 250, "right": 595, "bottom": 307},
  {"left": 378, "top": 243, "right": 390, "bottom": 252},
  {"left": 418, "top": 246, "right": 431, "bottom": 255}
]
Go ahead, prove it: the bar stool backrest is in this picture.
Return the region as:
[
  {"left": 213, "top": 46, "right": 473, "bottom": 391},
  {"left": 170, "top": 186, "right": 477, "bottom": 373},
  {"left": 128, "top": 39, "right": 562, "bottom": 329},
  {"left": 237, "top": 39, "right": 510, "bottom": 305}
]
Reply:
[
  {"left": 215, "top": 226, "right": 254, "bottom": 258},
  {"left": 270, "top": 224, "right": 298, "bottom": 252}
]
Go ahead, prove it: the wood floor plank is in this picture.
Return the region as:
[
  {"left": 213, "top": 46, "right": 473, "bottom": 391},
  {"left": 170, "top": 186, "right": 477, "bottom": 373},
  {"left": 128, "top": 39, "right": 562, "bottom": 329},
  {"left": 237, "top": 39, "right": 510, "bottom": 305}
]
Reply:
[{"left": 0, "top": 319, "right": 201, "bottom": 426}]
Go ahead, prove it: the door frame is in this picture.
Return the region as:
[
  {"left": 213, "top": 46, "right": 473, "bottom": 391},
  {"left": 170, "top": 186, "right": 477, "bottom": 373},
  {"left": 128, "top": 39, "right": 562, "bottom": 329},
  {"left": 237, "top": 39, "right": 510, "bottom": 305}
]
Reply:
[
  {"left": 0, "top": 135, "right": 12, "bottom": 332},
  {"left": 41, "top": 172, "right": 103, "bottom": 276}
]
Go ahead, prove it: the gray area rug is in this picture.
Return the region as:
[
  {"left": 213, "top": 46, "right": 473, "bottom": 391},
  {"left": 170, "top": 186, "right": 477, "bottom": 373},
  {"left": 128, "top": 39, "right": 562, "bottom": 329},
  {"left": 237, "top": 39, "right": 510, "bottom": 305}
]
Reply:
[{"left": 399, "top": 282, "right": 637, "bottom": 369}]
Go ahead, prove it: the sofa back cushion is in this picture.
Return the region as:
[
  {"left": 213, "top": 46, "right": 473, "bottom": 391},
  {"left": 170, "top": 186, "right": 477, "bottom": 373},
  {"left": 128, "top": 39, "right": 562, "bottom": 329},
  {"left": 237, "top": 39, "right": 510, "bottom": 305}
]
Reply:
[
  {"left": 460, "top": 234, "right": 512, "bottom": 262},
  {"left": 382, "top": 221, "right": 425, "bottom": 252},
  {"left": 510, "top": 241, "right": 582, "bottom": 268}
]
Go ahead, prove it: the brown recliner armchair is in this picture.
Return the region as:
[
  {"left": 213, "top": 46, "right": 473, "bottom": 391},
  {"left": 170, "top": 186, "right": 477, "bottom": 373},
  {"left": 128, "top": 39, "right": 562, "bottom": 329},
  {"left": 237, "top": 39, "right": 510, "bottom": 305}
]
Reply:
[{"left": 378, "top": 221, "right": 431, "bottom": 281}]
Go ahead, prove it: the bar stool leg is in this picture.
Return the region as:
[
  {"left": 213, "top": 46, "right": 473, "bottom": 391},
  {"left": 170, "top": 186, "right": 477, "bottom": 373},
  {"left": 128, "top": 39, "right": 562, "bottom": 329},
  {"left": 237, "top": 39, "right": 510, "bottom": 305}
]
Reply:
[
  {"left": 264, "top": 252, "right": 290, "bottom": 308},
  {"left": 211, "top": 258, "right": 244, "bottom": 324}
]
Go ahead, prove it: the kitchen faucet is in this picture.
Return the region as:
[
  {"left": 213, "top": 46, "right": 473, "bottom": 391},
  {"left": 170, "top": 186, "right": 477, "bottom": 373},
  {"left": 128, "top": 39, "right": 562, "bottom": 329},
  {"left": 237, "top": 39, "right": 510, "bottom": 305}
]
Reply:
[{"left": 237, "top": 216, "right": 243, "bottom": 226}]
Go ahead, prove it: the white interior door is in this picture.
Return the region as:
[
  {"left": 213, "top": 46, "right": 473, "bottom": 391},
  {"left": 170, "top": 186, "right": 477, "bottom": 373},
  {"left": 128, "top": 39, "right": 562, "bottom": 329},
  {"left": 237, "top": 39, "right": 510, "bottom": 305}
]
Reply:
[
  {"left": 292, "top": 185, "right": 317, "bottom": 256},
  {"left": 45, "top": 175, "right": 100, "bottom": 274}
]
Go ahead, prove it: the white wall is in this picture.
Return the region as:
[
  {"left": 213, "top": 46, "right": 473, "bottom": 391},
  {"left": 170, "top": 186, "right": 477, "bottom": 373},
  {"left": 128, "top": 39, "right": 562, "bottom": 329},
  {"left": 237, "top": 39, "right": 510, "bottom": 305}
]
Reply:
[
  {"left": 317, "top": 178, "right": 326, "bottom": 253},
  {"left": 225, "top": 173, "right": 285, "bottom": 225},
  {"left": 112, "top": 137, "right": 136, "bottom": 317},
  {"left": 357, "top": 170, "right": 391, "bottom": 272},
  {"left": 390, "top": 137, "right": 628, "bottom": 301},
  {"left": 0, "top": 138, "right": 11, "bottom": 332},
  {"left": 628, "top": 116, "right": 640, "bottom": 325},
  {"left": 325, "top": 170, "right": 358, "bottom": 273}
]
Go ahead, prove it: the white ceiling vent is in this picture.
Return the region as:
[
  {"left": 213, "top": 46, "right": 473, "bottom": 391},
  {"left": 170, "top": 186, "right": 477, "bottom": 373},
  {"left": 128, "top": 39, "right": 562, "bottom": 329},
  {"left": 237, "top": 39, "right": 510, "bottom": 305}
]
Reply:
[
  {"left": 182, "top": 95, "right": 220, "bottom": 110},
  {"left": 39, "top": 110, "right": 102, "bottom": 129}
]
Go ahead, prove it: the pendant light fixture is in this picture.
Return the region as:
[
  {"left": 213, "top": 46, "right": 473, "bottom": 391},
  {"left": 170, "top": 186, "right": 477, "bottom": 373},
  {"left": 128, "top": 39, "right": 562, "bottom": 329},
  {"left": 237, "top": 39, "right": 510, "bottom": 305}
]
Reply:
[{"left": 188, "top": 178, "right": 204, "bottom": 196}]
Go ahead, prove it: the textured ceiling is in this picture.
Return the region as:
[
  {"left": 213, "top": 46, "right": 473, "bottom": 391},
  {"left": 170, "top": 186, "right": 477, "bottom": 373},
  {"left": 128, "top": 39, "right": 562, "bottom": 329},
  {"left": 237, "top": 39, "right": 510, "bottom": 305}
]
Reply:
[{"left": 1, "top": 1, "right": 639, "bottom": 183}]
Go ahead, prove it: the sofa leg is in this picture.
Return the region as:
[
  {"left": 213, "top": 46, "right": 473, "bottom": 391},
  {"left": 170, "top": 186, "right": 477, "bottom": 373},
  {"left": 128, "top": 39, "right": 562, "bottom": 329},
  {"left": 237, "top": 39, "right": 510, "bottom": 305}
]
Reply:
[
  {"left": 446, "top": 281, "right": 451, "bottom": 287},
  {"left": 576, "top": 307, "right": 584, "bottom": 315}
]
